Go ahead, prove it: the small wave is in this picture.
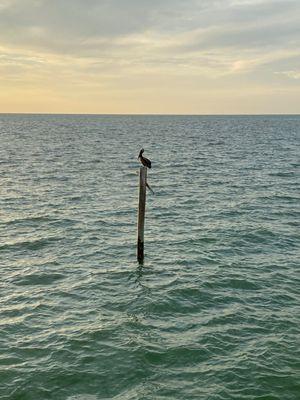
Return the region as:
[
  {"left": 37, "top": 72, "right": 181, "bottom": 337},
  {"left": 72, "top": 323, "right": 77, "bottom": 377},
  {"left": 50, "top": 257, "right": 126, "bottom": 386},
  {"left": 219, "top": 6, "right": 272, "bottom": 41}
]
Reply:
[
  {"left": 268, "top": 171, "right": 295, "bottom": 177},
  {"left": 206, "top": 141, "right": 225, "bottom": 146},
  {"left": 217, "top": 278, "right": 260, "bottom": 291},
  {"left": 0, "top": 236, "right": 61, "bottom": 252},
  {"left": 235, "top": 228, "right": 277, "bottom": 246},
  {"left": 145, "top": 287, "right": 214, "bottom": 316},
  {"left": 67, "top": 396, "right": 99, "bottom": 400},
  {"left": 14, "top": 272, "right": 65, "bottom": 286},
  {"left": 169, "top": 236, "right": 218, "bottom": 246},
  {"left": 4, "top": 215, "right": 54, "bottom": 226},
  {"left": 49, "top": 218, "right": 78, "bottom": 227}
]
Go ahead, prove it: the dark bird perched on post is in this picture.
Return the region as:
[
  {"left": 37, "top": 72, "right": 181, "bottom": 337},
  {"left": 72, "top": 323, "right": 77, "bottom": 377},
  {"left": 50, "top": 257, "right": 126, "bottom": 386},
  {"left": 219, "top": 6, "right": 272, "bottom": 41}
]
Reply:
[{"left": 138, "top": 149, "right": 151, "bottom": 169}]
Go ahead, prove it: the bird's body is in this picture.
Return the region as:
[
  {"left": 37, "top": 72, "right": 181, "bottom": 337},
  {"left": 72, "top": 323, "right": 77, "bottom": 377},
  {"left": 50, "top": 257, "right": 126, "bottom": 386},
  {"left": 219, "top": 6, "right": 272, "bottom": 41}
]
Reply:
[{"left": 138, "top": 149, "right": 151, "bottom": 168}]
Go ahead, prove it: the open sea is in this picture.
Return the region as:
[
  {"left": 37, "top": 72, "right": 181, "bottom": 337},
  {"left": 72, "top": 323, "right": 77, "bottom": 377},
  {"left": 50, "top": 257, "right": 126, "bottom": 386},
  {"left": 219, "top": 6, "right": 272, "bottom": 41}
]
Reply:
[{"left": 0, "top": 114, "right": 299, "bottom": 400}]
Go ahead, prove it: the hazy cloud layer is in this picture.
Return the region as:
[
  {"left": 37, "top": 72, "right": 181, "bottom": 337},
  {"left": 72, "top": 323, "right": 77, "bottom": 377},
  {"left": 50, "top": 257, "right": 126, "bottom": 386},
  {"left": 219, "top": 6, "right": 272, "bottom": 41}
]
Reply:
[{"left": 0, "top": 0, "right": 300, "bottom": 113}]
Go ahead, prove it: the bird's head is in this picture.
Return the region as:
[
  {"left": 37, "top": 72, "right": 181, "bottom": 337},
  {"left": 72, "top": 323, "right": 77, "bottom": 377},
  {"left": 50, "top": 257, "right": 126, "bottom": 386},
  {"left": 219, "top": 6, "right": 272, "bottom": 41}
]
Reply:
[{"left": 138, "top": 148, "right": 144, "bottom": 158}]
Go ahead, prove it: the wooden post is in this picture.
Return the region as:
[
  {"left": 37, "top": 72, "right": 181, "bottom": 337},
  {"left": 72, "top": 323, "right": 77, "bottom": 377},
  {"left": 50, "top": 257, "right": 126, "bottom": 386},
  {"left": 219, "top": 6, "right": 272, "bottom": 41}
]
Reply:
[{"left": 137, "top": 166, "right": 147, "bottom": 262}]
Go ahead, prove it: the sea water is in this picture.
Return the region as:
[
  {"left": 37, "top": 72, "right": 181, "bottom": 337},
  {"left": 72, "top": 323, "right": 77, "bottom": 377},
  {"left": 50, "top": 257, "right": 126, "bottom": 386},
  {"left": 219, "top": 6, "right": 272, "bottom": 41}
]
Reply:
[{"left": 0, "top": 114, "right": 299, "bottom": 399}]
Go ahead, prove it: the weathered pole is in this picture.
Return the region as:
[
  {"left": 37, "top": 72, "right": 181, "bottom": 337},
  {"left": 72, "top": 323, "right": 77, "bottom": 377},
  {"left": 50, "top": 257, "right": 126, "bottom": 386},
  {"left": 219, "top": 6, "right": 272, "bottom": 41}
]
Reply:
[{"left": 137, "top": 166, "right": 147, "bottom": 262}]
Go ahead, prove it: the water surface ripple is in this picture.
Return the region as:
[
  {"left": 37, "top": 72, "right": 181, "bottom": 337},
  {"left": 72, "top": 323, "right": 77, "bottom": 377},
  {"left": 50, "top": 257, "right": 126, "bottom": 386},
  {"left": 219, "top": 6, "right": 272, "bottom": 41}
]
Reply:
[{"left": 1, "top": 115, "right": 299, "bottom": 400}]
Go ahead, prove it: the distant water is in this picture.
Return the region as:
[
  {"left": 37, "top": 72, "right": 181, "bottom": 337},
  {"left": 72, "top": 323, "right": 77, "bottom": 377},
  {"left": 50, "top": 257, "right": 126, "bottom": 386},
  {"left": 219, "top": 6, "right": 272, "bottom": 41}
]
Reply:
[{"left": 1, "top": 114, "right": 299, "bottom": 400}]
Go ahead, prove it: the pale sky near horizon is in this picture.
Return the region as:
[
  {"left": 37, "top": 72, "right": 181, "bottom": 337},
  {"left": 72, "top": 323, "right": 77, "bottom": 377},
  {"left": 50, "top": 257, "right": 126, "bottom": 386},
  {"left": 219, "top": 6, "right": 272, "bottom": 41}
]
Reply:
[{"left": 0, "top": 0, "right": 300, "bottom": 114}]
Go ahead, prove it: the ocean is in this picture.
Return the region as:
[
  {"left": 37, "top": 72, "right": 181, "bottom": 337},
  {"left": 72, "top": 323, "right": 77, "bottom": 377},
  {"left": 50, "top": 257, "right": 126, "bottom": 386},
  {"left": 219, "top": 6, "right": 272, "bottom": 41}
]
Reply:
[{"left": 0, "top": 114, "right": 299, "bottom": 400}]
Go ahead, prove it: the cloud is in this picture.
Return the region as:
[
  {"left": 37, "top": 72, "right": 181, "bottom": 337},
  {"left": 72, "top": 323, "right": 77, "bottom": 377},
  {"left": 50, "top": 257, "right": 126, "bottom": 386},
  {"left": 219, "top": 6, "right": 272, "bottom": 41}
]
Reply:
[
  {"left": 0, "top": 0, "right": 299, "bottom": 113},
  {"left": 0, "top": 0, "right": 181, "bottom": 48},
  {"left": 276, "top": 70, "right": 300, "bottom": 79},
  {"left": 0, "top": 0, "right": 298, "bottom": 54}
]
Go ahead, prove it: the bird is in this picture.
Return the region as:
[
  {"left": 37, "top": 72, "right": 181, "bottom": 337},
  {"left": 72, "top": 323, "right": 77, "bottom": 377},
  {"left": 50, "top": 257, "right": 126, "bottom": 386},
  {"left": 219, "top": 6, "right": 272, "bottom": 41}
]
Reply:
[{"left": 138, "top": 148, "right": 151, "bottom": 168}]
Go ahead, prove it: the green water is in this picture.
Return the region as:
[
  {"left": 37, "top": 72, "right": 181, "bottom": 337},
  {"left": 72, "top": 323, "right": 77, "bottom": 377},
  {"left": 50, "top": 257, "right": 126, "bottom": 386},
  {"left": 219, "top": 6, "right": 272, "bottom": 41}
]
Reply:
[{"left": 0, "top": 114, "right": 299, "bottom": 399}]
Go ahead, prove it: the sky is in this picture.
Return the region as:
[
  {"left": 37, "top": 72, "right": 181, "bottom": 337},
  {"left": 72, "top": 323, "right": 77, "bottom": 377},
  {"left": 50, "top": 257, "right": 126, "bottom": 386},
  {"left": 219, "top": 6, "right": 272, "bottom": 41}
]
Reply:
[{"left": 0, "top": 0, "right": 300, "bottom": 114}]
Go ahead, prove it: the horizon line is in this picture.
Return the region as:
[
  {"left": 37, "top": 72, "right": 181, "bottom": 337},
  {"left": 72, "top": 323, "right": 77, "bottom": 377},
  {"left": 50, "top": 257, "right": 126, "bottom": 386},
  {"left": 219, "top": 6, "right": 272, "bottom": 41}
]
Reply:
[{"left": 1, "top": 112, "right": 300, "bottom": 116}]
